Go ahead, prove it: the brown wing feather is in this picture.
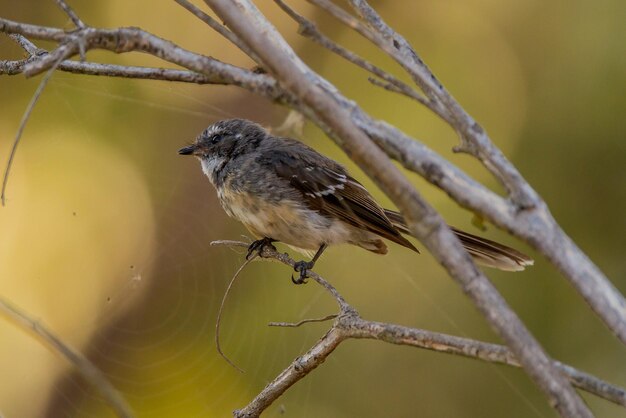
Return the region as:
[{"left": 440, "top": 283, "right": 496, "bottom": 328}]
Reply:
[{"left": 258, "top": 141, "right": 418, "bottom": 252}]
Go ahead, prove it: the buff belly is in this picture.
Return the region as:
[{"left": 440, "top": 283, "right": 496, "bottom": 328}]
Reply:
[{"left": 216, "top": 188, "right": 383, "bottom": 257}]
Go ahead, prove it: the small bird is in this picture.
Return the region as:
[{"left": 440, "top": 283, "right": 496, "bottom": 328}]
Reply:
[{"left": 179, "top": 119, "right": 533, "bottom": 283}]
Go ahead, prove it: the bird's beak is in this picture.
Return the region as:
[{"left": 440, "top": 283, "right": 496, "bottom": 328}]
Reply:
[{"left": 178, "top": 145, "right": 196, "bottom": 155}]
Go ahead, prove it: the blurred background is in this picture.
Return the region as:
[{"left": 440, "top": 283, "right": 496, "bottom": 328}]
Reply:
[{"left": 1, "top": 0, "right": 625, "bottom": 417}]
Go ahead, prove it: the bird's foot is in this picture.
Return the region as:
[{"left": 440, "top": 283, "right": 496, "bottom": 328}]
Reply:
[
  {"left": 291, "top": 260, "right": 314, "bottom": 285},
  {"left": 246, "top": 237, "right": 276, "bottom": 260}
]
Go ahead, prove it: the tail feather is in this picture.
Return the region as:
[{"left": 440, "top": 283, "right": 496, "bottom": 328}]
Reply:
[{"left": 383, "top": 209, "right": 534, "bottom": 272}]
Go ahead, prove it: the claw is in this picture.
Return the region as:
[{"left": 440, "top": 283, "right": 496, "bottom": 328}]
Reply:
[
  {"left": 246, "top": 237, "right": 275, "bottom": 260},
  {"left": 291, "top": 273, "right": 305, "bottom": 285},
  {"left": 292, "top": 261, "right": 311, "bottom": 285},
  {"left": 291, "top": 273, "right": 308, "bottom": 285}
]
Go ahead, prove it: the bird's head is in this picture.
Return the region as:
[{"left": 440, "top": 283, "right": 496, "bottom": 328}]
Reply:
[{"left": 179, "top": 119, "right": 267, "bottom": 182}]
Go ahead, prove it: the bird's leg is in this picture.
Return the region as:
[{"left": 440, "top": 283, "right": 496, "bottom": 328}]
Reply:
[
  {"left": 246, "top": 237, "right": 276, "bottom": 260},
  {"left": 292, "top": 244, "right": 327, "bottom": 285}
]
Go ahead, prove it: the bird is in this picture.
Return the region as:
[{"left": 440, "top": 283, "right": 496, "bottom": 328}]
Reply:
[{"left": 179, "top": 119, "right": 533, "bottom": 283}]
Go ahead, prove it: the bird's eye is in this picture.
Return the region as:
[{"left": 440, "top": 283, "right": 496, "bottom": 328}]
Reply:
[{"left": 210, "top": 134, "right": 222, "bottom": 144}]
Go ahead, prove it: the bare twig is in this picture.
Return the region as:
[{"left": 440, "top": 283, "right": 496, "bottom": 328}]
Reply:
[
  {"left": 213, "top": 240, "right": 626, "bottom": 415},
  {"left": 0, "top": 297, "right": 134, "bottom": 418},
  {"left": 9, "top": 33, "right": 40, "bottom": 54},
  {"left": 1, "top": 55, "right": 236, "bottom": 84},
  {"left": 174, "top": 0, "right": 263, "bottom": 65},
  {"left": 273, "top": 0, "right": 437, "bottom": 114},
  {"left": 1, "top": 56, "right": 62, "bottom": 206},
  {"left": 0, "top": 59, "right": 29, "bottom": 75},
  {"left": 211, "top": 240, "right": 351, "bottom": 310},
  {"left": 54, "top": 0, "right": 85, "bottom": 29},
  {"left": 215, "top": 255, "right": 257, "bottom": 373},
  {"left": 1, "top": 34, "right": 238, "bottom": 83},
  {"left": 268, "top": 314, "right": 337, "bottom": 327}
]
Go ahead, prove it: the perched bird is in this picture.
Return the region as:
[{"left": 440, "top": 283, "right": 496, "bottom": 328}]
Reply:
[{"left": 179, "top": 119, "right": 533, "bottom": 283}]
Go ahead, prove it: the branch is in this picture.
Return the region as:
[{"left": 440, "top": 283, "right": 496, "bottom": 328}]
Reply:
[
  {"left": 54, "top": 0, "right": 85, "bottom": 29},
  {"left": 0, "top": 17, "right": 286, "bottom": 100},
  {"left": 203, "top": 2, "right": 592, "bottom": 416},
  {"left": 1, "top": 57, "right": 240, "bottom": 84},
  {"left": 210, "top": 240, "right": 350, "bottom": 310},
  {"left": 174, "top": 0, "right": 264, "bottom": 66},
  {"left": 0, "top": 297, "right": 134, "bottom": 418},
  {"left": 211, "top": 241, "right": 626, "bottom": 417},
  {"left": 268, "top": 314, "right": 337, "bottom": 327}
]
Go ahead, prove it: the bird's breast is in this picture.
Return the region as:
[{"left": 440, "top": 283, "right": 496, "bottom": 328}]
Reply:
[{"left": 215, "top": 186, "right": 352, "bottom": 250}]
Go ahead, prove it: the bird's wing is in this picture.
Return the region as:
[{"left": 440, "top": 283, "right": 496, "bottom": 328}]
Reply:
[{"left": 257, "top": 141, "right": 417, "bottom": 252}]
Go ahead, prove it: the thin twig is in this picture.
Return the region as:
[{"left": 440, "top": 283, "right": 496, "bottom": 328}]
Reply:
[
  {"left": 1, "top": 56, "right": 62, "bottom": 206},
  {"left": 9, "top": 33, "right": 40, "bottom": 55},
  {"left": 215, "top": 254, "right": 257, "bottom": 373},
  {"left": 268, "top": 314, "right": 337, "bottom": 327},
  {"left": 174, "top": 0, "right": 263, "bottom": 65},
  {"left": 3, "top": 57, "right": 229, "bottom": 84},
  {"left": 309, "top": 0, "right": 443, "bottom": 105},
  {"left": 273, "top": 0, "right": 438, "bottom": 115},
  {"left": 54, "top": 0, "right": 85, "bottom": 28},
  {"left": 0, "top": 297, "right": 134, "bottom": 418},
  {"left": 367, "top": 76, "right": 415, "bottom": 98},
  {"left": 211, "top": 240, "right": 351, "bottom": 311},
  {"left": 1, "top": 34, "right": 239, "bottom": 83}
]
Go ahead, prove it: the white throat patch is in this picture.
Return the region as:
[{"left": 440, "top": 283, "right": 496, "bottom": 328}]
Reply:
[{"left": 200, "top": 155, "right": 226, "bottom": 184}]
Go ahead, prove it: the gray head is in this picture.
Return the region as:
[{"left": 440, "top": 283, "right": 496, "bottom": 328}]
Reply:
[
  {"left": 178, "top": 119, "right": 267, "bottom": 159},
  {"left": 178, "top": 119, "right": 268, "bottom": 182}
]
